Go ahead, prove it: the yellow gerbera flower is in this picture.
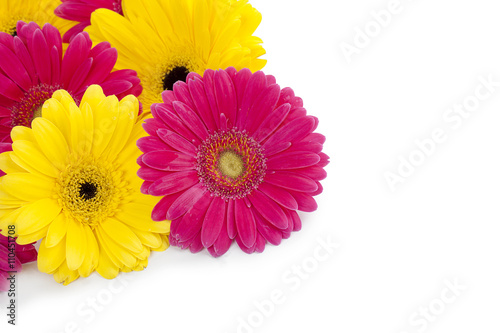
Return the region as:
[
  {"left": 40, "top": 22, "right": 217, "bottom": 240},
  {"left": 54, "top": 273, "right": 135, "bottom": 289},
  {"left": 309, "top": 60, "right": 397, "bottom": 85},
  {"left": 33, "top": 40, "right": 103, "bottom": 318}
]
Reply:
[
  {"left": 0, "top": 0, "right": 72, "bottom": 36},
  {"left": 85, "top": 0, "right": 266, "bottom": 114},
  {"left": 0, "top": 85, "right": 170, "bottom": 285}
]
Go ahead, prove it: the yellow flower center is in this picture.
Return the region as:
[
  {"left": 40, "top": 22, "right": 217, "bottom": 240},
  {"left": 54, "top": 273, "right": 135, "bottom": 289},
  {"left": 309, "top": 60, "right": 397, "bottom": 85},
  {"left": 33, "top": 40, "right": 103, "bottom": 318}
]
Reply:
[
  {"left": 57, "top": 158, "right": 129, "bottom": 227},
  {"left": 218, "top": 150, "right": 244, "bottom": 179}
]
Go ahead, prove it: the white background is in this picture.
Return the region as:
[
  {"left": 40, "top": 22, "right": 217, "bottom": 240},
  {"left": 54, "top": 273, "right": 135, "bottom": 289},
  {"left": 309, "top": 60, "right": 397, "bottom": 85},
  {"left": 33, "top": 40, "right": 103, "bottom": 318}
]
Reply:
[{"left": 2, "top": 0, "right": 500, "bottom": 332}]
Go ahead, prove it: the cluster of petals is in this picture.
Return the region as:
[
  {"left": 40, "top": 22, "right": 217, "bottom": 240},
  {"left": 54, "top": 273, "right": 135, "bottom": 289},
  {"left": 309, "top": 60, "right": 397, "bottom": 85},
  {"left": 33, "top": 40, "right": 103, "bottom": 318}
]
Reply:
[
  {"left": 138, "top": 68, "right": 329, "bottom": 256},
  {"left": 0, "top": 21, "right": 141, "bottom": 144},
  {"left": 0, "top": 233, "right": 37, "bottom": 291}
]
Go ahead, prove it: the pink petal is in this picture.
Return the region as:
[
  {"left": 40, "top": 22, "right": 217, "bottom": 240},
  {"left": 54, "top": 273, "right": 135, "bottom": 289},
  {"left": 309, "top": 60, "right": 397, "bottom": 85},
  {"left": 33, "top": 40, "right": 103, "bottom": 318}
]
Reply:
[
  {"left": 137, "top": 136, "right": 169, "bottom": 153},
  {"left": 255, "top": 234, "right": 266, "bottom": 253},
  {"left": 188, "top": 232, "right": 204, "bottom": 253},
  {"left": 42, "top": 23, "right": 62, "bottom": 63},
  {"left": 167, "top": 183, "right": 207, "bottom": 220},
  {"left": 263, "top": 141, "right": 292, "bottom": 157},
  {"left": 267, "top": 151, "right": 320, "bottom": 170},
  {"left": 246, "top": 84, "right": 281, "bottom": 134},
  {"left": 214, "top": 69, "right": 237, "bottom": 125},
  {"left": 233, "top": 68, "right": 252, "bottom": 107},
  {"left": 148, "top": 170, "right": 199, "bottom": 196},
  {"left": 172, "top": 101, "right": 208, "bottom": 141},
  {"left": 317, "top": 152, "right": 330, "bottom": 168},
  {"left": 248, "top": 190, "right": 288, "bottom": 230},
  {"left": 290, "top": 210, "right": 302, "bottom": 231},
  {"left": 257, "top": 182, "right": 298, "bottom": 210},
  {"left": 235, "top": 233, "right": 257, "bottom": 254},
  {"left": 187, "top": 76, "right": 217, "bottom": 131},
  {"left": 286, "top": 141, "right": 323, "bottom": 154},
  {"left": 142, "top": 117, "right": 162, "bottom": 136},
  {"left": 173, "top": 81, "right": 195, "bottom": 111},
  {"left": 62, "top": 22, "right": 88, "bottom": 43},
  {"left": 157, "top": 128, "right": 197, "bottom": 155},
  {"left": 0, "top": 72, "right": 23, "bottom": 101},
  {"left": 67, "top": 57, "right": 93, "bottom": 93},
  {"left": 0, "top": 42, "right": 31, "bottom": 91},
  {"left": 293, "top": 166, "right": 327, "bottom": 181},
  {"left": 253, "top": 103, "right": 291, "bottom": 142},
  {"left": 97, "top": 80, "right": 133, "bottom": 97},
  {"left": 263, "top": 116, "right": 316, "bottom": 152},
  {"left": 153, "top": 103, "right": 199, "bottom": 144},
  {"left": 172, "top": 194, "right": 212, "bottom": 241},
  {"left": 201, "top": 197, "right": 226, "bottom": 248},
  {"left": 61, "top": 32, "right": 90, "bottom": 86},
  {"left": 290, "top": 191, "right": 318, "bottom": 212},
  {"left": 255, "top": 211, "right": 282, "bottom": 246},
  {"left": 201, "top": 70, "right": 220, "bottom": 129},
  {"left": 236, "top": 71, "right": 266, "bottom": 129},
  {"left": 211, "top": 219, "right": 232, "bottom": 256},
  {"left": 50, "top": 46, "right": 61, "bottom": 84},
  {"left": 81, "top": 47, "right": 117, "bottom": 87},
  {"left": 137, "top": 167, "right": 171, "bottom": 182},
  {"left": 234, "top": 198, "right": 256, "bottom": 248},
  {"left": 151, "top": 192, "right": 182, "bottom": 221},
  {"left": 265, "top": 171, "right": 318, "bottom": 193},
  {"left": 227, "top": 199, "right": 237, "bottom": 239},
  {"left": 141, "top": 150, "right": 195, "bottom": 172},
  {"left": 13, "top": 37, "right": 36, "bottom": 85}
]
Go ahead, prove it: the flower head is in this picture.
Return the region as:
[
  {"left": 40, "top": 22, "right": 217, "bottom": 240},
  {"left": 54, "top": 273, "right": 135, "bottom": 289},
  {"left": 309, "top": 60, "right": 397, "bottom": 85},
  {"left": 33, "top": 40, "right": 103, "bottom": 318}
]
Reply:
[
  {"left": 0, "top": 21, "right": 142, "bottom": 144},
  {"left": 138, "top": 68, "right": 329, "bottom": 256},
  {"left": 0, "top": 233, "right": 37, "bottom": 292},
  {"left": 0, "top": 85, "right": 169, "bottom": 285},
  {"left": 86, "top": 0, "right": 266, "bottom": 114},
  {"left": 55, "top": 0, "right": 123, "bottom": 43},
  {"left": 0, "top": 0, "right": 72, "bottom": 37}
]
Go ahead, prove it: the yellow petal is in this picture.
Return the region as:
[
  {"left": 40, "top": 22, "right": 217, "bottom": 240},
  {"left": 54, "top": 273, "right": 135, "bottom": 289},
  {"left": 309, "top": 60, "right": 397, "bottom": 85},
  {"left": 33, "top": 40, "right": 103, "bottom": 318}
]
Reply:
[
  {"left": 96, "top": 244, "right": 119, "bottom": 280},
  {"left": 78, "top": 225, "right": 99, "bottom": 278},
  {"left": 100, "top": 217, "right": 143, "bottom": 253},
  {"left": 31, "top": 117, "right": 70, "bottom": 170},
  {"left": 45, "top": 213, "right": 68, "bottom": 248},
  {"left": 92, "top": 95, "right": 119, "bottom": 158},
  {"left": 0, "top": 173, "right": 55, "bottom": 201},
  {"left": 16, "top": 198, "right": 61, "bottom": 235},
  {"left": 38, "top": 238, "right": 66, "bottom": 274},
  {"left": 11, "top": 140, "right": 60, "bottom": 178},
  {"left": 0, "top": 152, "right": 26, "bottom": 174},
  {"left": 66, "top": 219, "right": 86, "bottom": 271},
  {"left": 16, "top": 224, "right": 49, "bottom": 244}
]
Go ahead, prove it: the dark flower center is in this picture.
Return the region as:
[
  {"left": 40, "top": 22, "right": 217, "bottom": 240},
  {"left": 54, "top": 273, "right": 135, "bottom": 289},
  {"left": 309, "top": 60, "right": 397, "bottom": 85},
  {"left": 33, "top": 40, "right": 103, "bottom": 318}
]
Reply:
[
  {"left": 11, "top": 27, "right": 16, "bottom": 37},
  {"left": 163, "top": 66, "right": 190, "bottom": 91},
  {"left": 79, "top": 182, "right": 98, "bottom": 201}
]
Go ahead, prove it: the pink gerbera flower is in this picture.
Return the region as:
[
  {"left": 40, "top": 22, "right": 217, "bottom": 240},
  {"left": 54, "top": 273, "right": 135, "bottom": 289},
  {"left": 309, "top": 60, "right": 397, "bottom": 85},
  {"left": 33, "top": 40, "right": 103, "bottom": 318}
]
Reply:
[
  {"left": 55, "top": 0, "right": 123, "bottom": 42},
  {"left": 0, "top": 21, "right": 141, "bottom": 144},
  {"left": 0, "top": 233, "right": 37, "bottom": 292},
  {"left": 137, "top": 67, "right": 329, "bottom": 256}
]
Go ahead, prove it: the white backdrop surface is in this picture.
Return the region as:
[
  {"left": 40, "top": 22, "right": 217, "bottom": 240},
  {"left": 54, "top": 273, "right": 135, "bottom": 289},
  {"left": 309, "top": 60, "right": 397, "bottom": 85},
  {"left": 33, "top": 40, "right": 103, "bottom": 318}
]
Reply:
[{"left": 2, "top": 0, "right": 500, "bottom": 332}]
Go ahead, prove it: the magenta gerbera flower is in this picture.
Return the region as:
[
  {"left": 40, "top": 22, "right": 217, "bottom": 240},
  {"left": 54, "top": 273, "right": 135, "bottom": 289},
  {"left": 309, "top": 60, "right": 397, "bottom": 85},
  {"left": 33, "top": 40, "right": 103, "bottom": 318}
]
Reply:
[
  {"left": 0, "top": 21, "right": 141, "bottom": 144},
  {"left": 55, "top": 0, "right": 123, "bottom": 42},
  {"left": 138, "top": 67, "right": 329, "bottom": 256},
  {"left": 0, "top": 233, "right": 37, "bottom": 292}
]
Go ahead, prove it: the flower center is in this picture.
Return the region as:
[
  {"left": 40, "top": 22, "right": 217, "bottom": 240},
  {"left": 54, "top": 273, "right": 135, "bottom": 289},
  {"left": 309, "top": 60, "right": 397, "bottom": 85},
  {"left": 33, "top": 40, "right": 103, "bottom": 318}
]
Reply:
[
  {"left": 162, "top": 66, "right": 190, "bottom": 91},
  {"left": 11, "top": 84, "right": 64, "bottom": 127},
  {"left": 196, "top": 129, "right": 267, "bottom": 200},
  {"left": 79, "top": 181, "right": 98, "bottom": 200},
  {"left": 57, "top": 159, "right": 129, "bottom": 227}
]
